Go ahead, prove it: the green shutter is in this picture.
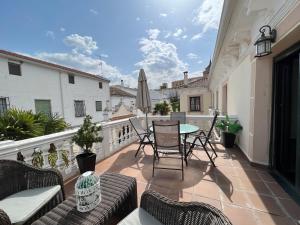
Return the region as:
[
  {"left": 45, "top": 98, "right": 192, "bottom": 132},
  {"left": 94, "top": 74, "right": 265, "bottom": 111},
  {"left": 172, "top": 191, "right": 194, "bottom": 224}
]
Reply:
[{"left": 35, "top": 100, "right": 52, "bottom": 116}]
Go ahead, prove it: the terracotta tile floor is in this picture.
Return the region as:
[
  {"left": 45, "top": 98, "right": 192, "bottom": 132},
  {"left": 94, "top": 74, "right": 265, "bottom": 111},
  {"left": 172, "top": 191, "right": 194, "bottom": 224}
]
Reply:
[{"left": 65, "top": 143, "right": 300, "bottom": 225}]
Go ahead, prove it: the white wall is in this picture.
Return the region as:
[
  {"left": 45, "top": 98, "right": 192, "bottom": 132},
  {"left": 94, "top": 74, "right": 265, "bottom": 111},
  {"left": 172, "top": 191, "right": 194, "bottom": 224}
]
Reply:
[
  {"left": 227, "top": 56, "right": 252, "bottom": 156},
  {"left": 0, "top": 57, "right": 110, "bottom": 127},
  {"left": 111, "top": 95, "right": 136, "bottom": 112},
  {"left": 210, "top": 56, "right": 252, "bottom": 158}
]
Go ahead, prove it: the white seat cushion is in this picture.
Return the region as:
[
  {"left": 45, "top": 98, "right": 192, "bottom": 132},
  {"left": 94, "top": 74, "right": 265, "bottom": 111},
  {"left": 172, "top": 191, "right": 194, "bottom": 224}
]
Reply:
[
  {"left": 118, "top": 208, "right": 163, "bottom": 225},
  {"left": 0, "top": 185, "right": 61, "bottom": 225}
]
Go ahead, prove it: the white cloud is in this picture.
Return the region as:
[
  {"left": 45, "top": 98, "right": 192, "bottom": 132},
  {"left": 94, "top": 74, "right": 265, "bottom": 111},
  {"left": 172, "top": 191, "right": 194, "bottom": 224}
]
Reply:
[
  {"left": 35, "top": 34, "right": 137, "bottom": 87},
  {"left": 60, "top": 27, "right": 65, "bottom": 32},
  {"left": 187, "top": 53, "right": 199, "bottom": 60},
  {"left": 164, "top": 31, "right": 171, "bottom": 39},
  {"left": 192, "top": 0, "right": 223, "bottom": 33},
  {"left": 135, "top": 32, "right": 187, "bottom": 88},
  {"left": 159, "top": 13, "right": 168, "bottom": 17},
  {"left": 89, "top": 9, "right": 99, "bottom": 15},
  {"left": 100, "top": 54, "right": 109, "bottom": 58},
  {"left": 182, "top": 35, "right": 188, "bottom": 39},
  {"left": 191, "top": 33, "right": 203, "bottom": 41},
  {"left": 37, "top": 51, "right": 136, "bottom": 86},
  {"left": 197, "top": 60, "right": 203, "bottom": 64},
  {"left": 136, "top": 17, "right": 140, "bottom": 21},
  {"left": 64, "top": 34, "right": 98, "bottom": 55},
  {"left": 147, "top": 29, "right": 160, "bottom": 40},
  {"left": 46, "top": 30, "right": 55, "bottom": 39},
  {"left": 173, "top": 28, "right": 183, "bottom": 37}
]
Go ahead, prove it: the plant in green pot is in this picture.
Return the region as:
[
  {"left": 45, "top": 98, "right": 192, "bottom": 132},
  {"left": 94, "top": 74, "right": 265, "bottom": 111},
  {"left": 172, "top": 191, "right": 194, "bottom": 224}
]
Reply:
[
  {"left": 215, "top": 115, "right": 242, "bottom": 148},
  {"left": 72, "top": 115, "right": 103, "bottom": 174}
]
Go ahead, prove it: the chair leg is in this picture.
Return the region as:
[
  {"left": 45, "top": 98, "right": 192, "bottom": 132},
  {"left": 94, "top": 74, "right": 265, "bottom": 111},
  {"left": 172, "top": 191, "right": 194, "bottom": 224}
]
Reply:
[
  {"left": 202, "top": 144, "right": 216, "bottom": 167},
  {"left": 152, "top": 152, "right": 156, "bottom": 177},
  {"left": 135, "top": 142, "right": 143, "bottom": 157},
  {"left": 181, "top": 153, "right": 184, "bottom": 180},
  {"left": 208, "top": 140, "right": 217, "bottom": 157},
  {"left": 151, "top": 143, "right": 159, "bottom": 160},
  {"left": 186, "top": 137, "right": 198, "bottom": 158}
]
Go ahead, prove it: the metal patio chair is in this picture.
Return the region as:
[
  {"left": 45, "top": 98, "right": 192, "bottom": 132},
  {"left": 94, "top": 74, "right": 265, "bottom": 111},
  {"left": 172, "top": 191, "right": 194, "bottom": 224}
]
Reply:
[
  {"left": 170, "top": 112, "right": 186, "bottom": 124},
  {"left": 152, "top": 120, "right": 184, "bottom": 180},
  {"left": 186, "top": 112, "right": 218, "bottom": 167},
  {"left": 129, "top": 117, "right": 154, "bottom": 157}
]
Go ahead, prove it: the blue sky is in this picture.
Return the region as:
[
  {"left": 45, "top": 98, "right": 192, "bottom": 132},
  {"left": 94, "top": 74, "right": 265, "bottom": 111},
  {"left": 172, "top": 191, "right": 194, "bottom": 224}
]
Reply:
[{"left": 0, "top": 0, "right": 223, "bottom": 88}]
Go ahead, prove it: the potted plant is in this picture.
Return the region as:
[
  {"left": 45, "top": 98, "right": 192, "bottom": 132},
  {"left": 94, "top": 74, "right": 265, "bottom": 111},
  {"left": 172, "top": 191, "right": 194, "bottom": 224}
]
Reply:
[
  {"left": 72, "top": 115, "right": 103, "bottom": 173},
  {"left": 153, "top": 101, "right": 170, "bottom": 115},
  {"left": 216, "top": 115, "right": 242, "bottom": 148}
]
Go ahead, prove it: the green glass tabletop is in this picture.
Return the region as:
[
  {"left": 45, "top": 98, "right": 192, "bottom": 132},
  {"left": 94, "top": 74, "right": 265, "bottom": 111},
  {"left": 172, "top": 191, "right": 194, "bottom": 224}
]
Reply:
[{"left": 149, "top": 123, "right": 199, "bottom": 134}]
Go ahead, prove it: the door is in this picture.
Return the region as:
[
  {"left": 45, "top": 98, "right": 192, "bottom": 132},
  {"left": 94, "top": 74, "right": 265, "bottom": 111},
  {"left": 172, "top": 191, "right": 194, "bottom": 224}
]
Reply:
[
  {"left": 271, "top": 45, "right": 300, "bottom": 197},
  {"left": 35, "top": 100, "right": 52, "bottom": 116}
]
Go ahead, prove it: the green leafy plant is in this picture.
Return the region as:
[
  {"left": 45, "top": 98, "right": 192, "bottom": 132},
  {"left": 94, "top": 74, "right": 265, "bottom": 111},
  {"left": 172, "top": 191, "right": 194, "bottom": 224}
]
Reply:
[
  {"left": 0, "top": 109, "right": 69, "bottom": 141},
  {"left": 48, "top": 143, "right": 69, "bottom": 168},
  {"left": 215, "top": 115, "right": 243, "bottom": 134},
  {"left": 153, "top": 101, "right": 170, "bottom": 115},
  {"left": 30, "top": 144, "right": 69, "bottom": 169},
  {"left": 0, "top": 108, "right": 44, "bottom": 140},
  {"left": 72, "top": 115, "right": 103, "bottom": 153},
  {"left": 170, "top": 96, "right": 180, "bottom": 112},
  {"left": 35, "top": 113, "right": 69, "bottom": 135}
]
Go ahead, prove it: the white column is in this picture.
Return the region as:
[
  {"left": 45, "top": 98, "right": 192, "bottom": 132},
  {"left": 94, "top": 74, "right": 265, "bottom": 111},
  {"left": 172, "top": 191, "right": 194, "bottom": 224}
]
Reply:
[
  {"left": 40, "top": 145, "right": 51, "bottom": 169},
  {"left": 55, "top": 141, "right": 65, "bottom": 171}
]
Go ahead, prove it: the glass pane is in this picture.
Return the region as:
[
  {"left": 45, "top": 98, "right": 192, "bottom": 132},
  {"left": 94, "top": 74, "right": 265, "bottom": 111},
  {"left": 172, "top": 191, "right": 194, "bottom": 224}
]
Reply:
[
  {"left": 35, "top": 100, "right": 51, "bottom": 116},
  {"left": 8, "top": 62, "right": 21, "bottom": 76}
]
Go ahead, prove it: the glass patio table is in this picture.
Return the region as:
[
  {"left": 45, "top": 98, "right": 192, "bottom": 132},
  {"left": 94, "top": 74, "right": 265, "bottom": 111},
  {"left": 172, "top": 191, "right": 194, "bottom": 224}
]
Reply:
[{"left": 150, "top": 123, "right": 199, "bottom": 165}]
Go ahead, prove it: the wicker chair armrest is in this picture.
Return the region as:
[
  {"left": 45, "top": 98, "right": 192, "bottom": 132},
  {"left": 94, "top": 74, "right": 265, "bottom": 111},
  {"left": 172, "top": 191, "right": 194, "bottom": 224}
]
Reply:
[
  {"left": 24, "top": 165, "right": 65, "bottom": 200},
  {"left": 0, "top": 209, "right": 12, "bottom": 225},
  {"left": 141, "top": 190, "right": 232, "bottom": 225}
]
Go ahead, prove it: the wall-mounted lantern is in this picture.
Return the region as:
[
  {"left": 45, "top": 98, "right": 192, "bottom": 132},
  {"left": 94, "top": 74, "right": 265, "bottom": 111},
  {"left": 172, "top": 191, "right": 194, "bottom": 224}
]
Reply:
[{"left": 254, "top": 25, "right": 276, "bottom": 57}]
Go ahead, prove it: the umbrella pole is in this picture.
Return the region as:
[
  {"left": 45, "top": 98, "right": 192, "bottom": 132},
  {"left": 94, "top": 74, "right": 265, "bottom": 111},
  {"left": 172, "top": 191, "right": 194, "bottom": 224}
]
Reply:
[{"left": 145, "top": 112, "right": 149, "bottom": 133}]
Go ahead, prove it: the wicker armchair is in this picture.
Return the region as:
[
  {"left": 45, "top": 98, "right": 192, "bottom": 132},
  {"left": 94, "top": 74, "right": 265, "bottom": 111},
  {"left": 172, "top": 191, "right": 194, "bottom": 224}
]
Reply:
[
  {"left": 140, "top": 190, "right": 232, "bottom": 225},
  {"left": 0, "top": 159, "right": 65, "bottom": 225}
]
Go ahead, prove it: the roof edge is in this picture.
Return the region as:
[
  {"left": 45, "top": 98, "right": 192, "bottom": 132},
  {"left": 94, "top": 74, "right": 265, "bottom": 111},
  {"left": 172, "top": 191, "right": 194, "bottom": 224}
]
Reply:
[
  {"left": 208, "top": 0, "right": 236, "bottom": 87},
  {"left": 0, "top": 49, "right": 110, "bottom": 82}
]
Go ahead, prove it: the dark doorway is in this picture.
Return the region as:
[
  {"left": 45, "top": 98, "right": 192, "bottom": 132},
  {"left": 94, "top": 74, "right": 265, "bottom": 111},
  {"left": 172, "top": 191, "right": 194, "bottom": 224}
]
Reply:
[{"left": 271, "top": 43, "right": 300, "bottom": 199}]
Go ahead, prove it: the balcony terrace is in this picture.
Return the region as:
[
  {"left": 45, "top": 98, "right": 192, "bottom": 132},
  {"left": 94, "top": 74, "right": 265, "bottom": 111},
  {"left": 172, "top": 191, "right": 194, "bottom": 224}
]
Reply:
[{"left": 1, "top": 115, "right": 299, "bottom": 225}]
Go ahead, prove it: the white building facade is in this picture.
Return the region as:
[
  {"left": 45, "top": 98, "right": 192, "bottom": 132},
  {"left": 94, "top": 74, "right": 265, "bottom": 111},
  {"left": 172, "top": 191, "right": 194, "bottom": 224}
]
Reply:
[
  {"left": 0, "top": 50, "right": 110, "bottom": 127},
  {"left": 209, "top": 0, "right": 300, "bottom": 199}
]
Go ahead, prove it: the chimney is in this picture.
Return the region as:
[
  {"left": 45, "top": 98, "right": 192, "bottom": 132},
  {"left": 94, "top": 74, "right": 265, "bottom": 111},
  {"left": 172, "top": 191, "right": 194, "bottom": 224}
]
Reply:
[
  {"left": 183, "top": 71, "right": 188, "bottom": 86},
  {"left": 121, "top": 80, "right": 124, "bottom": 87}
]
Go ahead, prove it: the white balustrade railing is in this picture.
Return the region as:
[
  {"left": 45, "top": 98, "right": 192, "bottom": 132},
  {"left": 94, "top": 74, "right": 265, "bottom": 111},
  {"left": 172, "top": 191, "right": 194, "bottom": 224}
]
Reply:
[
  {"left": 0, "top": 118, "right": 137, "bottom": 181},
  {"left": 0, "top": 115, "right": 237, "bottom": 181}
]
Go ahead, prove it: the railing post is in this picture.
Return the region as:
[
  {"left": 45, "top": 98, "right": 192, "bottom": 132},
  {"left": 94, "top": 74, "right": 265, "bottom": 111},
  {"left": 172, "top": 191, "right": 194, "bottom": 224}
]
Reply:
[
  {"left": 101, "top": 124, "right": 111, "bottom": 158},
  {"left": 55, "top": 141, "right": 65, "bottom": 171},
  {"left": 41, "top": 145, "right": 51, "bottom": 169},
  {"left": 65, "top": 140, "right": 77, "bottom": 174}
]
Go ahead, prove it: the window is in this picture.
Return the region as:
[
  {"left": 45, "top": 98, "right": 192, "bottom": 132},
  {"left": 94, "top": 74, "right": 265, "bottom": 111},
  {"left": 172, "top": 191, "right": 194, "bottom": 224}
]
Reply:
[
  {"left": 95, "top": 101, "right": 102, "bottom": 111},
  {"left": 74, "top": 100, "right": 85, "bottom": 117},
  {"left": 189, "top": 96, "right": 201, "bottom": 112},
  {"left": 0, "top": 97, "right": 9, "bottom": 115},
  {"left": 8, "top": 62, "right": 21, "bottom": 76},
  {"left": 35, "top": 100, "right": 52, "bottom": 116},
  {"left": 99, "top": 82, "right": 103, "bottom": 89},
  {"left": 68, "top": 74, "right": 75, "bottom": 84}
]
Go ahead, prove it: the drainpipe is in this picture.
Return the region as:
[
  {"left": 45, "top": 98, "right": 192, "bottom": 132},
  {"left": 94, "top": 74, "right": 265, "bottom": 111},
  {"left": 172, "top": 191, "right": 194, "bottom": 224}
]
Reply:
[{"left": 58, "top": 72, "right": 65, "bottom": 118}]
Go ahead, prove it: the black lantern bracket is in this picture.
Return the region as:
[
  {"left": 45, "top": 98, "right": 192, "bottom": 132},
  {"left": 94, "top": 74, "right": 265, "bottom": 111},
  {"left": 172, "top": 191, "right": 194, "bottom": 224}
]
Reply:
[{"left": 259, "top": 25, "right": 276, "bottom": 42}]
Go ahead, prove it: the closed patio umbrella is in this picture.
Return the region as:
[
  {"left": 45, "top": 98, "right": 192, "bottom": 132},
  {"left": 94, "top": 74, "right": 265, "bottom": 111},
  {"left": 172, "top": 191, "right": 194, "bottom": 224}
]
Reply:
[{"left": 136, "top": 69, "right": 151, "bottom": 131}]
